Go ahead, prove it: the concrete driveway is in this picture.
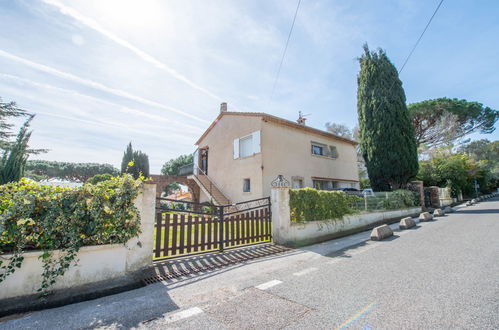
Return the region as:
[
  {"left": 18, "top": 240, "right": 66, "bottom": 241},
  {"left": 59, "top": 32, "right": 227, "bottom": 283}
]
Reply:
[{"left": 2, "top": 198, "right": 498, "bottom": 329}]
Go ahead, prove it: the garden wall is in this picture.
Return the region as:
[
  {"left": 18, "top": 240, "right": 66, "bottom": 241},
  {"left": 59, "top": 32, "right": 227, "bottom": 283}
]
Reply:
[
  {"left": 271, "top": 187, "right": 421, "bottom": 247},
  {"left": 0, "top": 184, "right": 156, "bottom": 301}
]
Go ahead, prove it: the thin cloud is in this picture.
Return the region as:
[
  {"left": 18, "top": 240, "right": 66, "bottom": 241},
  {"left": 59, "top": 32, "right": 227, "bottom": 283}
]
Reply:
[
  {"left": 0, "top": 72, "right": 204, "bottom": 133},
  {"left": 0, "top": 49, "right": 209, "bottom": 123},
  {"left": 41, "top": 0, "right": 223, "bottom": 102}
]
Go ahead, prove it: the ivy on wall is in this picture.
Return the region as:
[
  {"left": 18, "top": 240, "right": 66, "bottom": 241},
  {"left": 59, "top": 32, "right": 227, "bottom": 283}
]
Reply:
[
  {"left": 289, "top": 188, "right": 362, "bottom": 222},
  {"left": 0, "top": 175, "right": 143, "bottom": 295}
]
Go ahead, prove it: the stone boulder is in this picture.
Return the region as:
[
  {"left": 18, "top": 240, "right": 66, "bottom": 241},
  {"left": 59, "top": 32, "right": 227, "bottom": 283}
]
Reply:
[
  {"left": 370, "top": 224, "right": 394, "bottom": 241},
  {"left": 419, "top": 212, "right": 433, "bottom": 221},
  {"left": 444, "top": 206, "right": 453, "bottom": 213},
  {"left": 434, "top": 208, "right": 445, "bottom": 217},
  {"left": 399, "top": 217, "right": 416, "bottom": 230}
]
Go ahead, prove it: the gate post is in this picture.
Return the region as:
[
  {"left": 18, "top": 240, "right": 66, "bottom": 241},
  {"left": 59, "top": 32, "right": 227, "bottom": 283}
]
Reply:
[
  {"left": 218, "top": 205, "right": 224, "bottom": 252},
  {"left": 270, "top": 187, "right": 291, "bottom": 246},
  {"left": 126, "top": 183, "right": 156, "bottom": 272}
]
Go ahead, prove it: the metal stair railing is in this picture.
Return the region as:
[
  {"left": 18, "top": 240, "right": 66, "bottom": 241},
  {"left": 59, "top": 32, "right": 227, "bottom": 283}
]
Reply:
[{"left": 195, "top": 166, "right": 230, "bottom": 205}]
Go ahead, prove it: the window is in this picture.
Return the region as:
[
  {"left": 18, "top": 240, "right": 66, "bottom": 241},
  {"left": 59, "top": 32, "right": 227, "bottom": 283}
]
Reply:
[
  {"left": 311, "top": 142, "right": 339, "bottom": 158},
  {"left": 312, "top": 144, "right": 324, "bottom": 156},
  {"left": 312, "top": 179, "right": 338, "bottom": 191},
  {"left": 239, "top": 135, "right": 253, "bottom": 158},
  {"left": 243, "top": 178, "right": 251, "bottom": 192},
  {"left": 329, "top": 146, "right": 338, "bottom": 158},
  {"left": 233, "top": 131, "right": 261, "bottom": 159},
  {"left": 292, "top": 178, "right": 303, "bottom": 189}
]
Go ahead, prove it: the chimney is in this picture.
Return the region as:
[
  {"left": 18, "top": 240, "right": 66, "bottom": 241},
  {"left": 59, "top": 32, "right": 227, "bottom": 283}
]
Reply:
[
  {"left": 220, "top": 102, "right": 228, "bottom": 113},
  {"left": 297, "top": 111, "right": 307, "bottom": 125}
]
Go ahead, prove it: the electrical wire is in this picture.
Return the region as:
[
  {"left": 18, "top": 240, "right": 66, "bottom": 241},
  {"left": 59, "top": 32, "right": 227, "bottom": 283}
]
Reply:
[
  {"left": 398, "top": 0, "right": 445, "bottom": 74},
  {"left": 269, "top": 0, "right": 302, "bottom": 102}
]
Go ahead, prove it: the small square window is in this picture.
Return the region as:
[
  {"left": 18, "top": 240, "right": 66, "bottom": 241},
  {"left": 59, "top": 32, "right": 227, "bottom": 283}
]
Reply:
[{"left": 243, "top": 178, "right": 251, "bottom": 192}]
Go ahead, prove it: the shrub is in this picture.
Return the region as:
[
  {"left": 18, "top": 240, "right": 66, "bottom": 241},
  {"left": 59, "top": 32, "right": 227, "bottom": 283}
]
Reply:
[
  {"left": 86, "top": 173, "right": 114, "bottom": 185},
  {"left": 0, "top": 174, "right": 142, "bottom": 294},
  {"left": 289, "top": 188, "right": 361, "bottom": 222}
]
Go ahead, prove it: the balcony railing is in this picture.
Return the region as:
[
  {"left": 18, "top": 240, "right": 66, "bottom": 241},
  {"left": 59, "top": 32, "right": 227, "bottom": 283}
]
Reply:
[{"left": 178, "top": 163, "right": 194, "bottom": 176}]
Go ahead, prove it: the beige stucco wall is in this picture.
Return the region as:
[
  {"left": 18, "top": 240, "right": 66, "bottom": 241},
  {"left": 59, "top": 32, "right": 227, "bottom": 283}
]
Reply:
[
  {"left": 197, "top": 114, "right": 264, "bottom": 203},
  {"left": 261, "top": 120, "right": 359, "bottom": 197},
  {"left": 197, "top": 114, "right": 359, "bottom": 202}
]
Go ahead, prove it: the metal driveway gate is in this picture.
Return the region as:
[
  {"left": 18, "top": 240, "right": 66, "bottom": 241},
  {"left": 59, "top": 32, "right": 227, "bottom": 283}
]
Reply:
[{"left": 153, "top": 197, "right": 271, "bottom": 260}]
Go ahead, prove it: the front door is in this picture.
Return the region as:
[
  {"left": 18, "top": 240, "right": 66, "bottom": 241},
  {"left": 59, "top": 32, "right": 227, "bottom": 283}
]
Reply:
[{"left": 199, "top": 148, "right": 208, "bottom": 175}]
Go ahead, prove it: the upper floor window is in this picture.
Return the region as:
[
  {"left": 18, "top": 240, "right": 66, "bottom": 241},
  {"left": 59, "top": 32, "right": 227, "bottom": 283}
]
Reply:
[
  {"left": 312, "top": 144, "right": 324, "bottom": 156},
  {"left": 311, "top": 141, "right": 338, "bottom": 159},
  {"left": 233, "top": 130, "right": 261, "bottom": 159},
  {"left": 239, "top": 135, "right": 253, "bottom": 158}
]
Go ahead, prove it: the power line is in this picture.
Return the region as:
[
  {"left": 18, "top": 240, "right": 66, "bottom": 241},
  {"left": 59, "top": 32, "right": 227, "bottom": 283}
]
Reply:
[
  {"left": 269, "top": 0, "right": 301, "bottom": 101},
  {"left": 398, "top": 0, "right": 445, "bottom": 74},
  {"left": 365, "top": 0, "right": 445, "bottom": 117}
]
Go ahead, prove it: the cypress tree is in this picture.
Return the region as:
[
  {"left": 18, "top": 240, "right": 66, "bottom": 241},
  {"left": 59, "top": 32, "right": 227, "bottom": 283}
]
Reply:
[
  {"left": 120, "top": 142, "right": 150, "bottom": 178},
  {"left": 357, "top": 45, "right": 418, "bottom": 190},
  {"left": 121, "top": 142, "right": 134, "bottom": 174}
]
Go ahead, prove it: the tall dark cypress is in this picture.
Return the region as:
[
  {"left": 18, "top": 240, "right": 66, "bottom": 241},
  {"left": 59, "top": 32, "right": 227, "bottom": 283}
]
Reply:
[
  {"left": 120, "top": 142, "right": 150, "bottom": 178},
  {"left": 121, "top": 142, "right": 134, "bottom": 174},
  {"left": 357, "top": 45, "right": 418, "bottom": 190}
]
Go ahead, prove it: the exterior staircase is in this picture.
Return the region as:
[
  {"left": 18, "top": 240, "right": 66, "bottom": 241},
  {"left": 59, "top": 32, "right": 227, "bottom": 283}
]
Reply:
[{"left": 190, "top": 173, "right": 231, "bottom": 206}]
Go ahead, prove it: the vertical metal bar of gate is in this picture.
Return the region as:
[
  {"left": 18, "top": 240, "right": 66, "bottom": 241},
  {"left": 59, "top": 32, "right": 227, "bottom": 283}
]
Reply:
[{"left": 218, "top": 205, "right": 224, "bottom": 252}]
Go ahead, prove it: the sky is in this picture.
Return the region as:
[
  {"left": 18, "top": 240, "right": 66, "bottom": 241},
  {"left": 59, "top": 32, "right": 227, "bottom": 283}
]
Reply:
[{"left": 0, "top": 0, "right": 498, "bottom": 173}]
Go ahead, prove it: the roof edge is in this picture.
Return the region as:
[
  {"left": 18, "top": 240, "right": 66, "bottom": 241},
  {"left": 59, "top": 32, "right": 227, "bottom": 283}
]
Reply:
[{"left": 195, "top": 111, "right": 358, "bottom": 146}]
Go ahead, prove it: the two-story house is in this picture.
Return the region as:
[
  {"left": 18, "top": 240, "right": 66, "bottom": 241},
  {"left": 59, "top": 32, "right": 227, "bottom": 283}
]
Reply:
[{"left": 186, "top": 103, "right": 360, "bottom": 204}]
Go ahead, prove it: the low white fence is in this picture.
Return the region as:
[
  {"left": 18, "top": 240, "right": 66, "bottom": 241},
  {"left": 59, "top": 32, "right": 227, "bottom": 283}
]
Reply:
[
  {"left": 271, "top": 187, "right": 421, "bottom": 247},
  {"left": 0, "top": 184, "right": 156, "bottom": 301}
]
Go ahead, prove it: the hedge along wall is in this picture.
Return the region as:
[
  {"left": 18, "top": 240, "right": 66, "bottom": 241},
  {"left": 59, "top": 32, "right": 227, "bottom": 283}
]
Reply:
[
  {"left": 0, "top": 175, "right": 143, "bottom": 295},
  {"left": 289, "top": 188, "right": 418, "bottom": 222},
  {"left": 289, "top": 188, "right": 362, "bottom": 222}
]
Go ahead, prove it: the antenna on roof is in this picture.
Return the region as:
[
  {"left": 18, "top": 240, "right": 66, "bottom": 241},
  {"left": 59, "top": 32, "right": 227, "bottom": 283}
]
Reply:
[{"left": 297, "top": 111, "right": 310, "bottom": 125}]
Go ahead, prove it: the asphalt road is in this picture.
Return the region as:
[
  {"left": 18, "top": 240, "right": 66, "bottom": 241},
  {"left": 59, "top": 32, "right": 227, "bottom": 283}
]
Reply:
[{"left": 2, "top": 198, "right": 498, "bottom": 329}]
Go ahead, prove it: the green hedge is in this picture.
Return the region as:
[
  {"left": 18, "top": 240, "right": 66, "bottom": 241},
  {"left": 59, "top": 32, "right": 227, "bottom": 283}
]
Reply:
[
  {"left": 0, "top": 175, "right": 142, "bottom": 294},
  {"left": 289, "top": 188, "right": 362, "bottom": 222}
]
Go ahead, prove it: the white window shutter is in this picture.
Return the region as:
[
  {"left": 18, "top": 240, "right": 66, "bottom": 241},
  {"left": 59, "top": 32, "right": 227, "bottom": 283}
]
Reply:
[
  {"left": 233, "top": 138, "right": 239, "bottom": 159},
  {"left": 252, "top": 130, "right": 261, "bottom": 154}
]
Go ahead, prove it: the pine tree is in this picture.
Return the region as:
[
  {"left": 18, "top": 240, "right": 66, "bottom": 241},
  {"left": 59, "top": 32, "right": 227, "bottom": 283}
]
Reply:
[{"left": 357, "top": 45, "right": 418, "bottom": 190}]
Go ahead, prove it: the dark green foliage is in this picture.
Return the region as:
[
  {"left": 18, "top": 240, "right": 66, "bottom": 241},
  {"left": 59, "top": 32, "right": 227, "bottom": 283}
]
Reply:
[
  {"left": 0, "top": 97, "right": 27, "bottom": 149},
  {"left": 121, "top": 142, "right": 134, "bottom": 174},
  {"left": 120, "top": 142, "right": 150, "bottom": 179},
  {"left": 458, "top": 139, "right": 499, "bottom": 164},
  {"left": 161, "top": 154, "right": 193, "bottom": 176},
  {"left": 0, "top": 175, "right": 142, "bottom": 294},
  {"left": 0, "top": 116, "right": 34, "bottom": 184},
  {"left": 418, "top": 151, "right": 498, "bottom": 195},
  {"left": 26, "top": 160, "right": 119, "bottom": 182},
  {"left": 409, "top": 98, "right": 498, "bottom": 148},
  {"left": 289, "top": 188, "right": 361, "bottom": 222},
  {"left": 86, "top": 173, "right": 114, "bottom": 185},
  {"left": 357, "top": 45, "right": 418, "bottom": 190}
]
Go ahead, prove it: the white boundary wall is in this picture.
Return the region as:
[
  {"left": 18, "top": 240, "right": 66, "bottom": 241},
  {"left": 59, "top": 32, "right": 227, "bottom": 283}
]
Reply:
[
  {"left": 0, "top": 184, "right": 156, "bottom": 300},
  {"left": 271, "top": 187, "right": 421, "bottom": 247}
]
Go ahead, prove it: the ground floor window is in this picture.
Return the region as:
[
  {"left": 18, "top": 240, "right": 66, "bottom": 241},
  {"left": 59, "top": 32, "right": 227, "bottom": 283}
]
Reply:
[
  {"left": 243, "top": 178, "right": 251, "bottom": 192},
  {"left": 312, "top": 179, "right": 338, "bottom": 191},
  {"left": 292, "top": 177, "right": 303, "bottom": 189}
]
